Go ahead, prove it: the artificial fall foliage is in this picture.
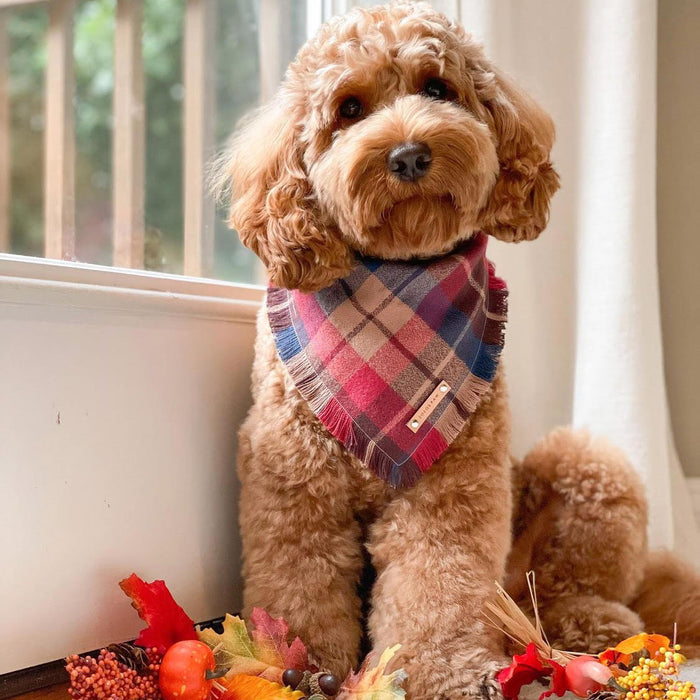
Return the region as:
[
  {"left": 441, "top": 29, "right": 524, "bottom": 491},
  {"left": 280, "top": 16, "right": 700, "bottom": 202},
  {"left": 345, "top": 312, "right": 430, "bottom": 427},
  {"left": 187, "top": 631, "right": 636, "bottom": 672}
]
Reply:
[
  {"left": 196, "top": 610, "right": 307, "bottom": 685},
  {"left": 248, "top": 609, "right": 308, "bottom": 676},
  {"left": 497, "top": 643, "right": 567, "bottom": 700},
  {"left": 336, "top": 645, "right": 407, "bottom": 700},
  {"left": 119, "top": 573, "right": 198, "bottom": 654},
  {"left": 65, "top": 571, "right": 697, "bottom": 700},
  {"left": 598, "top": 633, "right": 671, "bottom": 669},
  {"left": 598, "top": 635, "right": 696, "bottom": 700},
  {"left": 219, "top": 675, "right": 304, "bottom": 700},
  {"left": 67, "top": 573, "right": 407, "bottom": 700},
  {"left": 487, "top": 575, "right": 697, "bottom": 700}
]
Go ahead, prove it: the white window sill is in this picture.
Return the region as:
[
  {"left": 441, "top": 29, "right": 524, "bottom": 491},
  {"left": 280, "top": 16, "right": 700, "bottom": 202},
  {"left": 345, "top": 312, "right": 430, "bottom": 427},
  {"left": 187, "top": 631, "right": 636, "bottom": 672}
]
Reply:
[{"left": 0, "top": 254, "right": 264, "bottom": 323}]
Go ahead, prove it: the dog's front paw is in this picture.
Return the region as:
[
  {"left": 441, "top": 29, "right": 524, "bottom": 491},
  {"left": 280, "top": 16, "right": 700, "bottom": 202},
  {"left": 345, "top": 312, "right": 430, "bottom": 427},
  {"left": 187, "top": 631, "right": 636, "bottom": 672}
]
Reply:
[
  {"left": 437, "top": 665, "right": 504, "bottom": 700},
  {"left": 475, "top": 670, "right": 504, "bottom": 700},
  {"left": 405, "top": 658, "right": 505, "bottom": 700}
]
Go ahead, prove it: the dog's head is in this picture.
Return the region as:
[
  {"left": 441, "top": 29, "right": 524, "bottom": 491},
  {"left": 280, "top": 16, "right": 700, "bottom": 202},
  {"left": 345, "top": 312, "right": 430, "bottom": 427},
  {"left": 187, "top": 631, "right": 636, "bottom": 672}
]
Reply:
[{"left": 215, "top": 2, "right": 559, "bottom": 292}]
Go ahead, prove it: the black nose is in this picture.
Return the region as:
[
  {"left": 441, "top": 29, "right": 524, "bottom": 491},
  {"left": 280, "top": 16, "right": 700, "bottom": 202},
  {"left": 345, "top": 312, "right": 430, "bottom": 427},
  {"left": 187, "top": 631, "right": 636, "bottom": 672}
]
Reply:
[{"left": 387, "top": 142, "right": 432, "bottom": 182}]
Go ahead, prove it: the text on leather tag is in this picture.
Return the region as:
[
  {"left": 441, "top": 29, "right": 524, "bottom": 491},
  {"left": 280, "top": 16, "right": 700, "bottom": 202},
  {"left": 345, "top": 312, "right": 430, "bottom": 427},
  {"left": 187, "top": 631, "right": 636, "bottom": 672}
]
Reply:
[{"left": 406, "top": 380, "right": 451, "bottom": 433}]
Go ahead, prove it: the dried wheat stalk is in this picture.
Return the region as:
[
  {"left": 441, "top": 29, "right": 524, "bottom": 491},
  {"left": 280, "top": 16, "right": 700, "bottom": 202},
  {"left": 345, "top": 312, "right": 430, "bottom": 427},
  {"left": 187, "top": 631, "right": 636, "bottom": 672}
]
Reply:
[{"left": 483, "top": 571, "right": 577, "bottom": 665}]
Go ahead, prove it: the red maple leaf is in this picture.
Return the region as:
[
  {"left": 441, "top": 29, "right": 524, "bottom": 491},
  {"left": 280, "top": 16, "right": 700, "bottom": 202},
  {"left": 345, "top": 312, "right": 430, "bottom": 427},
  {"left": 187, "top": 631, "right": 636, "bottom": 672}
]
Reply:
[
  {"left": 119, "top": 573, "right": 197, "bottom": 654},
  {"left": 539, "top": 658, "right": 568, "bottom": 700},
  {"left": 497, "top": 644, "right": 552, "bottom": 700},
  {"left": 250, "top": 608, "right": 308, "bottom": 671}
]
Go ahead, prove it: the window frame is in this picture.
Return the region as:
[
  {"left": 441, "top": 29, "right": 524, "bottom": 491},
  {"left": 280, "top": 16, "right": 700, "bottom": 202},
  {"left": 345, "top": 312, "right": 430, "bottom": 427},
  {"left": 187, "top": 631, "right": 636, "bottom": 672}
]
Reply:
[{"left": 0, "top": 252, "right": 264, "bottom": 321}]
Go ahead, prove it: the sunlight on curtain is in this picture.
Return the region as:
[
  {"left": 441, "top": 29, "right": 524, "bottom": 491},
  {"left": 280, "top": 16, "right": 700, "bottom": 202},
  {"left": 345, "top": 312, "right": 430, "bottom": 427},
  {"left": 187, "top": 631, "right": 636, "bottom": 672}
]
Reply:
[{"left": 453, "top": 0, "right": 699, "bottom": 563}]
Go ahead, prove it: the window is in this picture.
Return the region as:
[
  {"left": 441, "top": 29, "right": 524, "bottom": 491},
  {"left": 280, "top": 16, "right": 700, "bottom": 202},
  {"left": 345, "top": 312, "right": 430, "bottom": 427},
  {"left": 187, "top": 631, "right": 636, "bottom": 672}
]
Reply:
[{"left": 1, "top": 0, "right": 312, "bottom": 285}]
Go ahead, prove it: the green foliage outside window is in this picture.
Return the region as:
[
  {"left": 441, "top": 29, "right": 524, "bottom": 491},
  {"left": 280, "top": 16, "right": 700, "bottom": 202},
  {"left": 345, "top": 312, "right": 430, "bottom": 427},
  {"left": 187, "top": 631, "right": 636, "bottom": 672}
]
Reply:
[{"left": 7, "top": 0, "right": 306, "bottom": 282}]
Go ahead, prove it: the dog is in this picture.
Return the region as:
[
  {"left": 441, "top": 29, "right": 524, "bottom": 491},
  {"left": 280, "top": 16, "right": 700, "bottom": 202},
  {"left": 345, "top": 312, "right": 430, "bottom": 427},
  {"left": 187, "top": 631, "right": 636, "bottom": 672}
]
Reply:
[{"left": 215, "top": 4, "right": 699, "bottom": 697}]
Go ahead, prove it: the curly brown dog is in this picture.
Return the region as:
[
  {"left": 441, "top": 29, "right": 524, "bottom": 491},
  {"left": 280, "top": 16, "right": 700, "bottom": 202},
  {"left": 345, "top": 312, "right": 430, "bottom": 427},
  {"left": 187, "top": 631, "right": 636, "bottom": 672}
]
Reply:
[{"left": 215, "top": 3, "right": 700, "bottom": 697}]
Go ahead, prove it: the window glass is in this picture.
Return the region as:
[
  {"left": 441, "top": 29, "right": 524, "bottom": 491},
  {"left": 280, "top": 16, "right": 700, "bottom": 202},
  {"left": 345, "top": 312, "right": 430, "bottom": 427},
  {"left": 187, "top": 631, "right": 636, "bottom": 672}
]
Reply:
[
  {"left": 4, "top": 0, "right": 309, "bottom": 284},
  {"left": 8, "top": 4, "right": 46, "bottom": 258}
]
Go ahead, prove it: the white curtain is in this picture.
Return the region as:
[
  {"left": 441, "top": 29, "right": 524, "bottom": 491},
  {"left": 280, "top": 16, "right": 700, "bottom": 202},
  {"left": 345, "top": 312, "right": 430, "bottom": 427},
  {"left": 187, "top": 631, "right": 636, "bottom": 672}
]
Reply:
[{"left": 326, "top": 0, "right": 700, "bottom": 564}]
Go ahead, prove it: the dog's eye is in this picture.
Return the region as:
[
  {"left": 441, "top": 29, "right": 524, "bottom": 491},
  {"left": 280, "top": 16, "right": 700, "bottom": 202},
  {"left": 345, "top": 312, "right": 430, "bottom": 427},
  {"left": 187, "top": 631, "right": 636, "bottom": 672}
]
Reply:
[
  {"left": 423, "top": 78, "right": 450, "bottom": 100},
  {"left": 338, "top": 97, "right": 364, "bottom": 120}
]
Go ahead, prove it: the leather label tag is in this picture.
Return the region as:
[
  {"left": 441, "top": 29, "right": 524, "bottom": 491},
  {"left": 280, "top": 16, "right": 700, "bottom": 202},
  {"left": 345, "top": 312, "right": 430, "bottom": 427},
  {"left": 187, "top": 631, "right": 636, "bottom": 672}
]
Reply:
[{"left": 406, "top": 381, "right": 451, "bottom": 433}]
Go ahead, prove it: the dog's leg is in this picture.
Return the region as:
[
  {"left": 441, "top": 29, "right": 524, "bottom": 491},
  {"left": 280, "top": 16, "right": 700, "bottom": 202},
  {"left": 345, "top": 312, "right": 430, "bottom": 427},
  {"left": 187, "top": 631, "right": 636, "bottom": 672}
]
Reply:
[
  {"left": 237, "top": 411, "right": 366, "bottom": 678},
  {"left": 508, "top": 427, "right": 648, "bottom": 652},
  {"left": 367, "top": 379, "right": 512, "bottom": 700}
]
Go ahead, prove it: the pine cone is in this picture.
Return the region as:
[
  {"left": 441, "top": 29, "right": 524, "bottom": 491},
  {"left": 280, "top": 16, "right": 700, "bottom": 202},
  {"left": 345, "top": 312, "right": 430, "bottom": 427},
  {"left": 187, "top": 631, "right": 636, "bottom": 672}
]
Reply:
[{"left": 107, "top": 643, "right": 151, "bottom": 672}]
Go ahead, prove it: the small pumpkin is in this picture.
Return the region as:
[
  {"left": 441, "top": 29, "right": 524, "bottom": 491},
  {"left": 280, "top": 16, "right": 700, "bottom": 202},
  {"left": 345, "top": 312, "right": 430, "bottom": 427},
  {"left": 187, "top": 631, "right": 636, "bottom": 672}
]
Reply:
[{"left": 159, "top": 640, "right": 217, "bottom": 700}]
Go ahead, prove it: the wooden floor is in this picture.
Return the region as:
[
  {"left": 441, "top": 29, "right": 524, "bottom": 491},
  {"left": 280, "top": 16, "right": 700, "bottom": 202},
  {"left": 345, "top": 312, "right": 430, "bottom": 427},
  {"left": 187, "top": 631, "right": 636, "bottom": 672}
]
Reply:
[{"left": 9, "top": 684, "right": 69, "bottom": 700}]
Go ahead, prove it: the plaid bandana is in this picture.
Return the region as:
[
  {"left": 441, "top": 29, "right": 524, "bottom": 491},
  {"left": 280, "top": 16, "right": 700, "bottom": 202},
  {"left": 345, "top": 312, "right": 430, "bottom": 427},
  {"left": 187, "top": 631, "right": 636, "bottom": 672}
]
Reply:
[{"left": 266, "top": 232, "right": 508, "bottom": 488}]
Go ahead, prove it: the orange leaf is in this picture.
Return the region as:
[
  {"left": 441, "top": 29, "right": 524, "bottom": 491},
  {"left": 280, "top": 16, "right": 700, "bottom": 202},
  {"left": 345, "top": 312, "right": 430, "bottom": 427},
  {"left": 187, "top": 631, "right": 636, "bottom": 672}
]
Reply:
[
  {"left": 613, "top": 633, "right": 670, "bottom": 658},
  {"left": 220, "top": 674, "right": 304, "bottom": 700},
  {"left": 599, "top": 648, "right": 632, "bottom": 668},
  {"left": 641, "top": 634, "right": 671, "bottom": 658}
]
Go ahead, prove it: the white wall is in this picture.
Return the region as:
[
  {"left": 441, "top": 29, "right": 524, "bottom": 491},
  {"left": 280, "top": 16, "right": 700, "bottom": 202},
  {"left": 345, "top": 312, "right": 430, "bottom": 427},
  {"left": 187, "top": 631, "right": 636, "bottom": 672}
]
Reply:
[{"left": 0, "top": 257, "right": 262, "bottom": 674}]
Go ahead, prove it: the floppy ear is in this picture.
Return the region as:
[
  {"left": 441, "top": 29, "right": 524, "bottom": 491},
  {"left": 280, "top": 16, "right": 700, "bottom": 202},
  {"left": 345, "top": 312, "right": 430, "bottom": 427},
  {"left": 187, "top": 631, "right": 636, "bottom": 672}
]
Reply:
[
  {"left": 214, "top": 97, "right": 354, "bottom": 292},
  {"left": 476, "top": 69, "right": 560, "bottom": 242}
]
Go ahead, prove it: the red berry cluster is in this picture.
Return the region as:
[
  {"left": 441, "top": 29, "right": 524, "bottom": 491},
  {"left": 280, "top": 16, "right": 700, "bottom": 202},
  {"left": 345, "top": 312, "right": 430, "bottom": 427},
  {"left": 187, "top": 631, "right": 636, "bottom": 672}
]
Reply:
[{"left": 66, "top": 647, "right": 163, "bottom": 700}]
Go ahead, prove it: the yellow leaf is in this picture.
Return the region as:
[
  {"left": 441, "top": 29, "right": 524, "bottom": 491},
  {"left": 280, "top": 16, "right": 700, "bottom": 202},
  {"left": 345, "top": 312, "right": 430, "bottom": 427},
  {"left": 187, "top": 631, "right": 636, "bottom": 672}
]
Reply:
[
  {"left": 197, "top": 614, "right": 282, "bottom": 681},
  {"left": 221, "top": 674, "right": 304, "bottom": 700},
  {"left": 338, "top": 645, "right": 407, "bottom": 699}
]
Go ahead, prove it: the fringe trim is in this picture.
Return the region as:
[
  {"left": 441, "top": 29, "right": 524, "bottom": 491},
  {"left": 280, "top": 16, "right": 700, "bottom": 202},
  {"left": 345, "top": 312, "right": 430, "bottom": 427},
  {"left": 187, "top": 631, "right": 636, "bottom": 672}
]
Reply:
[
  {"left": 433, "top": 374, "right": 491, "bottom": 444},
  {"left": 413, "top": 429, "right": 449, "bottom": 471},
  {"left": 486, "top": 263, "right": 509, "bottom": 347},
  {"left": 268, "top": 288, "right": 423, "bottom": 488},
  {"left": 320, "top": 396, "right": 425, "bottom": 488},
  {"left": 265, "top": 251, "right": 508, "bottom": 491},
  {"left": 429, "top": 265, "right": 508, "bottom": 457}
]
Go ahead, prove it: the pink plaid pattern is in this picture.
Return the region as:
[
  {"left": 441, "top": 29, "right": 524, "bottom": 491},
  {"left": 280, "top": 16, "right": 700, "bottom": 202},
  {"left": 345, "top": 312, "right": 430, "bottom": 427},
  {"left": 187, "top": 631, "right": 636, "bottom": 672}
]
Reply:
[{"left": 267, "top": 232, "right": 508, "bottom": 488}]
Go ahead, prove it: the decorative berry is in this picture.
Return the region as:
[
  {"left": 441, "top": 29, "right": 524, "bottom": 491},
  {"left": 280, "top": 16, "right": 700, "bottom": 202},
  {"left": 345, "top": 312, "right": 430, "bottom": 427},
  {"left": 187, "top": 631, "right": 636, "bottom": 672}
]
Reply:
[
  {"left": 614, "top": 645, "right": 695, "bottom": 700},
  {"left": 65, "top": 646, "right": 162, "bottom": 699}
]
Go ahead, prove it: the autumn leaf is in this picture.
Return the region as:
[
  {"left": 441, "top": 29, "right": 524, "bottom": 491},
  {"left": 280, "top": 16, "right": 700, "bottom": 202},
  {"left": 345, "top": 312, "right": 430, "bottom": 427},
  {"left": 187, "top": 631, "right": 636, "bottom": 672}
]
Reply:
[
  {"left": 497, "top": 644, "right": 552, "bottom": 700},
  {"left": 249, "top": 608, "right": 308, "bottom": 671},
  {"left": 198, "top": 611, "right": 309, "bottom": 685},
  {"left": 220, "top": 674, "right": 304, "bottom": 700},
  {"left": 119, "top": 573, "right": 197, "bottom": 654},
  {"left": 337, "top": 645, "right": 407, "bottom": 699},
  {"left": 598, "top": 647, "right": 632, "bottom": 668},
  {"left": 539, "top": 658, "right": 567, "bottom": 700},
  {"left": 613, "top": 633, "right": 670, "bottom": 659},
  {"left": 199, "top": 614, "right": 270, "bottom": 679}
]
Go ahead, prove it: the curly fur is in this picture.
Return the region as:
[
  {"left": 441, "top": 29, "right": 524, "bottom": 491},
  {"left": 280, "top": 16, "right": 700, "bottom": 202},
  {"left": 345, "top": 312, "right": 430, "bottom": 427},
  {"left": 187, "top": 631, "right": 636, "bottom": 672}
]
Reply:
[
  {"left": 214, "top": 2, "right": 559, "bottom": 292},
  {"left": 630, "top": 551, "right": 700, "bottom": 658},
  {"left": 218, "top": 3, "right": 700, "bottom": 697}
]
